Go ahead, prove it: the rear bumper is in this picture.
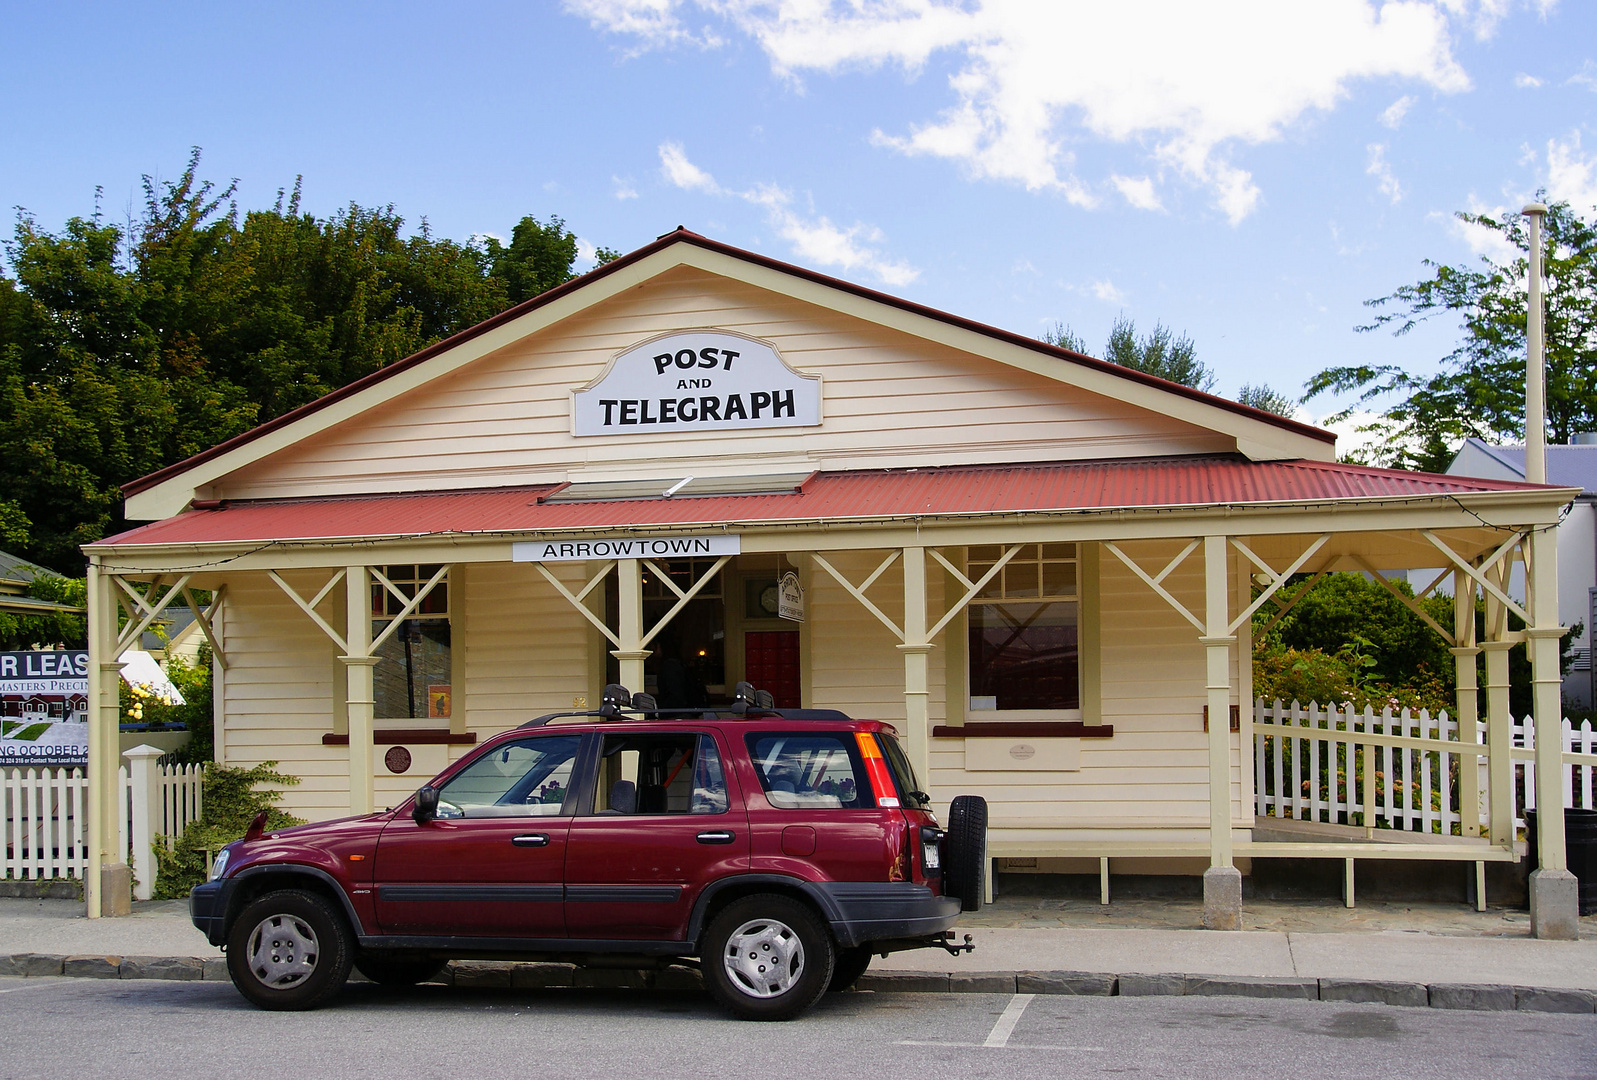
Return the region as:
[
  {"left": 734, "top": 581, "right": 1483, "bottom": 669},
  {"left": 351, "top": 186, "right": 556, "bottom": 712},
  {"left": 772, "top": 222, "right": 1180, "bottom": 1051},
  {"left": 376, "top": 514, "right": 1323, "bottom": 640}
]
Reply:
[{"left": 812, "top": 882, "right": 961, "bottom": 949}]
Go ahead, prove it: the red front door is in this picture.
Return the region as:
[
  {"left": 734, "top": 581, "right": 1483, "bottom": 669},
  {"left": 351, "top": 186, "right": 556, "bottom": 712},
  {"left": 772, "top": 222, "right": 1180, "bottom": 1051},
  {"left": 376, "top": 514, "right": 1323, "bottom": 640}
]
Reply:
[{"left": 745, "top": 630, "right": 800, "bottom": 708}]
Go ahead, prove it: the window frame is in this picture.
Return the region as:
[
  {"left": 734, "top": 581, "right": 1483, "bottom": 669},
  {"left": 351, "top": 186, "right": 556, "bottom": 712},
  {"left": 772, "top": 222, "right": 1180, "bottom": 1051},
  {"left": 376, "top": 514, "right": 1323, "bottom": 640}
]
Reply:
[
  {"left": 962, "top": 543, "right": 1085, "bottom": 722},
  {"left": 371, "top": 564, "right": 455, "bottom": 723}
]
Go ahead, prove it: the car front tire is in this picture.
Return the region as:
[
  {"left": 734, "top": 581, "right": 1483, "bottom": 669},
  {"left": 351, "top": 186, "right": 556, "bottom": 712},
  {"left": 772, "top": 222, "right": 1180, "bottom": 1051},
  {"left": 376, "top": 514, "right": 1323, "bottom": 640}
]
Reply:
[
  {"left": 702, "top": 894, "right": 833, "bottom": 1021},
  {"left": 226, "top": 889, "right": 353, "bottom": 1010}
]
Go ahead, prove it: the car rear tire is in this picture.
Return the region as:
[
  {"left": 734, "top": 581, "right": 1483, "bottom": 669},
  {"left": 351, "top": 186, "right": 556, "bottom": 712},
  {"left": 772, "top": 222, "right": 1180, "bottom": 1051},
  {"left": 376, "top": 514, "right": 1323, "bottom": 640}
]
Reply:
[
  {"left": 353, "top": 952, "right": 446, "bottom": 986},
  {"left": 702, "top": 894, "right": 833, "bottom": 1020},
  {"left": 226, "top": 889, "right": 353, "bottom": 1010},
  {"left": 944, "top": 794, "right": 988, "bottom": 912},
  {"left": 827, "top": 946, "right": 872, "bottom": 992}
]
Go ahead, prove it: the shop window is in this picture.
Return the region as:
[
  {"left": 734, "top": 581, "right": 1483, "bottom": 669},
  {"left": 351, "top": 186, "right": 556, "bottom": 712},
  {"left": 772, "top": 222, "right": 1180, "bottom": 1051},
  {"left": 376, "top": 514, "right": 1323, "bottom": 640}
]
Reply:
[
  {"left": 965, "top": 544, "right": 1079, "bottom": 714},
  {"left": 372, "top": 565, "right": 451, "bottom": 721}
]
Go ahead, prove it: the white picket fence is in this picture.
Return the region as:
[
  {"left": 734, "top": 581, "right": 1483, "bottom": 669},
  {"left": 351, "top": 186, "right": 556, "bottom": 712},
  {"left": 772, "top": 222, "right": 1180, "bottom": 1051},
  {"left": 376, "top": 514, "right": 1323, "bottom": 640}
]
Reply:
[
  {"left": 1254, "top": 699, "right": 1597, "bottom": 836},
  {"left": 2, "top": 749, "right": 202, "bottom": 898}
]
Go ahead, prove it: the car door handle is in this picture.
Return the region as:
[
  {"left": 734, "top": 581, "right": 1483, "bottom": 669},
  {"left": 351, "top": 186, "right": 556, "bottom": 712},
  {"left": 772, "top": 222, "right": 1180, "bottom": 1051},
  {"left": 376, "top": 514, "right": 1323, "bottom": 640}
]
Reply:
[
  {"left": 696, "top": 831, "right": 736, "bottom": 845},
  {"left": 511, "top": 834, "right": 550, "bottom": 847}
]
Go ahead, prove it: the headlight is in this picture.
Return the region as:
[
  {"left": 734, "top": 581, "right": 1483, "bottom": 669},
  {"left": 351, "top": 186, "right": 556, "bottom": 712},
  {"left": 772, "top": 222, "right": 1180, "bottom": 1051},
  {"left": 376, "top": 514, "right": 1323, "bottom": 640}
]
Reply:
[{"left": 209, "top": 849, "right": 231, "bottom": 881}]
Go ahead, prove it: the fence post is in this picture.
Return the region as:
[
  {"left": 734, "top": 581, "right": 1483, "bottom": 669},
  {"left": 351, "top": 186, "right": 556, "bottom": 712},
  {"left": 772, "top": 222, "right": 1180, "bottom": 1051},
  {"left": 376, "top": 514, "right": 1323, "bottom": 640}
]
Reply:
[{"left": 123, "top": 745, "right": 165, "bottom": 902}]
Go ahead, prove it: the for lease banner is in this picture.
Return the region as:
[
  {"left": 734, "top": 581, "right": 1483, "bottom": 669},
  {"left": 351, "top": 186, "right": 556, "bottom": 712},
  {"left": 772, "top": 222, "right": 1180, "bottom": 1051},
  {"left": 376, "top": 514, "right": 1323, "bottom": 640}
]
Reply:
[{"left": 1, "top": 650, "right": 89, "bottom": 767}]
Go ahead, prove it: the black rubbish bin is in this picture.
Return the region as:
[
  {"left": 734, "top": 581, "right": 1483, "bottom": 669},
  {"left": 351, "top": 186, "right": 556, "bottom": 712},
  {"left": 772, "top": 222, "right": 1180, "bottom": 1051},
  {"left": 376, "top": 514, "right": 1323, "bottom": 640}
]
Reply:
[{"left": 1525, "top": 807, "right": 1597, "bottom": 915}]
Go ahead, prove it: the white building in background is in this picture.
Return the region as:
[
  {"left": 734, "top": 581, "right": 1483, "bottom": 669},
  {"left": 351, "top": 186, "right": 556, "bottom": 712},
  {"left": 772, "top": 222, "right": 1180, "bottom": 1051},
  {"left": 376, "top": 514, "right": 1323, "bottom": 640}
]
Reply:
[{"left": 1445, "top": 437, "right": 1597, "bottom": 710}]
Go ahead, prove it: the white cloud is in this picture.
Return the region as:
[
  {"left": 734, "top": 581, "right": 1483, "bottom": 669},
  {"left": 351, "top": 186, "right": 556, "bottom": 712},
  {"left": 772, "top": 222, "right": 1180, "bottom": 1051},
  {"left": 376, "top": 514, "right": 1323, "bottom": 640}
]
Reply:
[
  {"left": 1513, "top": 72, "right": 1543, "bottom": 88},
  {"left": 659, "top": 141, "right": 722, "bottom": 193},
  {"left": 1378, "top": 95, "right": 1416, "bottom": 128},
  {"left": 1570, "top": 60, "right": 1597, "bottom": 91},
  {"left": 575, "top": 1, "right": 1484, "bottom": 224},
  {"left": 1366, "top": 143, "right": 1403, "bottom": 203},
  {"left": 1546, "top": 131, "right": 1597, "bottom": 210},
  {"left": 1448, "top": 200, "right": 1520, "bottom": 262},
  {"left": 613, "top": 175, "right": 639, "bottom": 200},
  {"left": 1437, "top": 0, "right": 1559, "bottom": 41},
  {"left": 656, "top": 143, "right": 919, "bottom": 286},
  {"left": 1111, "top": 175, "right": 1163, "bottom": 211},
  {"left": 1090, "top": 279, "right": 1125, "bottom": 304}
]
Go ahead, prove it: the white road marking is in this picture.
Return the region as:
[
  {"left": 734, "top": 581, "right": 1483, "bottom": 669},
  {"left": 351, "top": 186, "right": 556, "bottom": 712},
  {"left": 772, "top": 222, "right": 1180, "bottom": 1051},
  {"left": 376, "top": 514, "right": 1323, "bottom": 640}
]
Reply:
[
  {"left": 898, "top": 1041, "right": 1106, "bottom": 1052},
  {"left": 982, "top": 993, "right": 1034, "bottom": 1047},
  {"left": 0, "top": 982, "right": 56, "bottom": 994}
]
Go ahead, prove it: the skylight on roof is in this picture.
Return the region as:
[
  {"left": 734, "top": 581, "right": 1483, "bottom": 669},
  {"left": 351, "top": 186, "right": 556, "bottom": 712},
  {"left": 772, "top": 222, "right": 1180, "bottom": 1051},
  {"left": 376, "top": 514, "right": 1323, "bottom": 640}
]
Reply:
[{"left": 541, "top": 472, "right": 814, "bottom": 503}]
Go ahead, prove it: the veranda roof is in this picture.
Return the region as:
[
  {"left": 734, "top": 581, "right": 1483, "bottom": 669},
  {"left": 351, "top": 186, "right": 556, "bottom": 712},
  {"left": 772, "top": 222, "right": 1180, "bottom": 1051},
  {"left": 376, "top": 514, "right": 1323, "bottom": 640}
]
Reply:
[{"left": 97, "top": 455, "right": 1559, "bottom": 548}]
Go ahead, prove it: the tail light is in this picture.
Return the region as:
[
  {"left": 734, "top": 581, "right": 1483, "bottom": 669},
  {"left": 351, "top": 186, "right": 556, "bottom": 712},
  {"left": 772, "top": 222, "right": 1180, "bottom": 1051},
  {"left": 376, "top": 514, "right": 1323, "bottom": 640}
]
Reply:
[{"left": 854, "top": 732, "right": 900, "bottom": 807}]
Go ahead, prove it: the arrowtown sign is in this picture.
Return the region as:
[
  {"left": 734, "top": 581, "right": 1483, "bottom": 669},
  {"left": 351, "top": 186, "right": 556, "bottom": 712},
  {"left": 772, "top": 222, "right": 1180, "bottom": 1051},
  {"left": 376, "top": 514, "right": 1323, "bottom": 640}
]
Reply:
[{"left": 572, "top": 330, "right": 821, "bottom": 436}]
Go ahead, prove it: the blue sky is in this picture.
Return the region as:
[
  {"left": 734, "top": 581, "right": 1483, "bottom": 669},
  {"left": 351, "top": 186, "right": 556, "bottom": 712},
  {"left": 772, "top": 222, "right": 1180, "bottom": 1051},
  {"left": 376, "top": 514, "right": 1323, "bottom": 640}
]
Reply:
[{"left": 3, "top": 1, "right": 1594, "bottom": 440}]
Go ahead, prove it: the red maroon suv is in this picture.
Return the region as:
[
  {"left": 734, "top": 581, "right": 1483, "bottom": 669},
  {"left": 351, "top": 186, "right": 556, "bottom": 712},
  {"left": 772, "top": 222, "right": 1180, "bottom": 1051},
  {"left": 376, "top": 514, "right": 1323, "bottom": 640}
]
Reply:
[{"left": 190, "top": 683, "right": 987, "bottom": 1020}]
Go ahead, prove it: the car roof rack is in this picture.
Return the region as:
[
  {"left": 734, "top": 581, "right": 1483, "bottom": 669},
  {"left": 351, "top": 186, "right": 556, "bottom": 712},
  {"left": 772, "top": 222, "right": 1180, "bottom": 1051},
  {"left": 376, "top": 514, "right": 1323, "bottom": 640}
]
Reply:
[{"left": 517, "top": 681, "right": 853, "bottom": 729}]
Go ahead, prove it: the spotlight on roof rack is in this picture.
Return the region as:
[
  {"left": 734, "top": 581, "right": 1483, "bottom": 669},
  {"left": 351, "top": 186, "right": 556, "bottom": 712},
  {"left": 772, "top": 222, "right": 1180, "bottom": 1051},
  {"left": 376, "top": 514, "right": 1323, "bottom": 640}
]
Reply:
[
  {"left": 630, "top": 691, "right": 659, "bottom": 712},
  {"left": 600, "top": 683, "right": 633, "bottom": 717},
  {"left": 753, "top": 689, "right": 775, "bottom": 710},
  {"left": 731, "top": 681, "right": 757, "bottom": 716}
]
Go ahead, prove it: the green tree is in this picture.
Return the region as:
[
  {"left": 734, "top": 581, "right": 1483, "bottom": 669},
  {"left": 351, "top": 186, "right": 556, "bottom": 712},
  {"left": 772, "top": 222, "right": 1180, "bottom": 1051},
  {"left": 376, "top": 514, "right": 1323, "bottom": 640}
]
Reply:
[
  {"left": 1236, "top": 383, "right": 1298, "bottom": 417},
  {"left": 0, "top": 151, "right": 615, "bottom": 573},
  {"left": 1044, "top": 315, "right": 1215, "bottom": 392},
  {"left": 1305, "top": 196, "right": 1597, "bottom": 472}
]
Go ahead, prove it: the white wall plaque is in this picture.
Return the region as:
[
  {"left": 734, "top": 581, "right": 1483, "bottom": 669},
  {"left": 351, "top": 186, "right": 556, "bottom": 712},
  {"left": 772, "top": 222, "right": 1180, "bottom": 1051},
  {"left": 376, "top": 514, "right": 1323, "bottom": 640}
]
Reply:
[
  {"left": 513, "top": 534, "right": 741, "bottom": 563},
  {"left": 573, "top": 330, "right": 821, "bottom": 437}
]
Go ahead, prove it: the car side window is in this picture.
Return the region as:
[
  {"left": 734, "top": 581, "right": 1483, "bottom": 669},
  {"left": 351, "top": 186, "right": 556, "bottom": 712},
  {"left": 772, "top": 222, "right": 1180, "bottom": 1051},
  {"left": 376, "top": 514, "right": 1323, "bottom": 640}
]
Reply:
[
  {"left": 435, "top": 735, "right": 582, "bottom": 818},
  {"left": 592, "top": 732, "right": 728, "bottom": 815},
  {"left": 744, "top": 733, "right": 869, "bottom": 809}
]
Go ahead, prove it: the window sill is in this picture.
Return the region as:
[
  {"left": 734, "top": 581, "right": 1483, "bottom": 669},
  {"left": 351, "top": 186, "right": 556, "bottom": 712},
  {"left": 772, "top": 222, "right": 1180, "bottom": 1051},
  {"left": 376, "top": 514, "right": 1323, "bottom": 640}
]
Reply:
[{"left": 931, "top": 722, "right": 1114, "bottom": 739}]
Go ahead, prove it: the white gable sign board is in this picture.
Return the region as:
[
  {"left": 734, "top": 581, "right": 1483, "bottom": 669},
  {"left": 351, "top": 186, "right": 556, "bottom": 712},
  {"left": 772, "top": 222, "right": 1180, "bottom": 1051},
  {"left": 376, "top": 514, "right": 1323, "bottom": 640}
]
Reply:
[{"left": 573, "top": 330, "right": 821, "bottom": 437}]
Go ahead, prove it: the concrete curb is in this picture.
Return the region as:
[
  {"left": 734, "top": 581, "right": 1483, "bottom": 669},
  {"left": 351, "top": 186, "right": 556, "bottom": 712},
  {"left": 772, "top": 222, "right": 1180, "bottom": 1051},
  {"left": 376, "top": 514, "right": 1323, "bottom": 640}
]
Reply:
[{"left": 3, "top": 953, "right": 1593, "bottom": 1013}]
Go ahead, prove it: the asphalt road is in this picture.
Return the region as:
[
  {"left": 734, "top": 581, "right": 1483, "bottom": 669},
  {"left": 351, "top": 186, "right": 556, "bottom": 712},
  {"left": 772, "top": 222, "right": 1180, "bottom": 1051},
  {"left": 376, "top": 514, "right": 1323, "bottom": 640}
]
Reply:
[{"left": 2, "top": 978, "right": 1595, "bottom": 1080}]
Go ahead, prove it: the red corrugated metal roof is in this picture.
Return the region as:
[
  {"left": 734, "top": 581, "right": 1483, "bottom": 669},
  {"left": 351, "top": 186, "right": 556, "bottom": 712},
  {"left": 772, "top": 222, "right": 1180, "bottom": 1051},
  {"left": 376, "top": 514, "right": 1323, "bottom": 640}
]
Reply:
[{"left": 96, "top": 456, "right": 1565, "bottom": 548}]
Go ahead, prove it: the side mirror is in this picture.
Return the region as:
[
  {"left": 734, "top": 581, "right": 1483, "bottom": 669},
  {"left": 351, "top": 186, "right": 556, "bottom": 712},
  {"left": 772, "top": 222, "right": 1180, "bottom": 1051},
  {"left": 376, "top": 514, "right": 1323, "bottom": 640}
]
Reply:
[{"left": 413, "top": 785, "right": 439, "bottom": 824}]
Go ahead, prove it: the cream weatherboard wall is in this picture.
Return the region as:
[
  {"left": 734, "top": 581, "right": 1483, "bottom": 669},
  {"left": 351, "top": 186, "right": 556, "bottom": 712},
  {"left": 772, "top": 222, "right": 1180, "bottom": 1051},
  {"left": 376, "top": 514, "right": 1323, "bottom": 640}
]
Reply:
[
  {"left": 219, "top": 546, "right": 1249, "bottom": 834},
  {"left": 215, "top": 266, "right": 1233, "bottom": 502},
  {"left": 927, "top": 543, "right": 1246, "bottom": 850},
  {"left": 218, "top": 562, "right": 597, "bottom": 820}
]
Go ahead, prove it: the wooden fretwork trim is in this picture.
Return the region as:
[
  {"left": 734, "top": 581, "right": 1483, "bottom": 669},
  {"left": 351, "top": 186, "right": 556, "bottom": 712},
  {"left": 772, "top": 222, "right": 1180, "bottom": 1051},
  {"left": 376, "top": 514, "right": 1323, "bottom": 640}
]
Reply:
[
  {"left": 1102, "top": 539, "right": 1205, "bottom": 633},
  {"left": 269, "top": 569, "right": 349, "bottom": 653},
  {"left": 811, "top": 550, "right": 906, "bottom": 642}
]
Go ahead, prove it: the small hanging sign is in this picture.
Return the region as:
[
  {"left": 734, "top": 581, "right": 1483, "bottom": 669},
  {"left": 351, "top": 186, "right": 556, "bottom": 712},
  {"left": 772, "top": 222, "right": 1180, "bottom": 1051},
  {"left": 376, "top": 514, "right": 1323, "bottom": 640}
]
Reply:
[{"left": 777, "top": 571, "right": 805, "bottom": 623}]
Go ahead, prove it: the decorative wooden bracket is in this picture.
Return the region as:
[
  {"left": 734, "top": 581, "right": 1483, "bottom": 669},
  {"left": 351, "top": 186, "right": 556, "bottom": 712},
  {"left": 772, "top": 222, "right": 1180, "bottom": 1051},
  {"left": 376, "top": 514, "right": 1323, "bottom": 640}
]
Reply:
[
  {"left": 269, "top": 569, "right": 349, "bottom": 652},
  {"left": 1227, "top": 535, "right": 1331, "bottom": 636},
  {"left": 926, "top": 545, "right": 1025, "bottom": 642},
  {"left": 639, "top": 555, "right": 733, "bottom": 649},
  {"left": 1423, "top": 530, "right": 1529, "bottom": 626},
  {"left": 529, "top": 560, "right": 620, "bottom": 648},
  {"left": 112, "top": 573, "right": 195, "bottom": 655},
  {"left": 179, "top": 584, "right": 229, "bottom": 669},
  {"left": 812, "top": 551, "right": 906, "bottom": 642},
  {"left": 369, "top": 565, "right": 452, "bottom": 653},
  {"left": 1350, "top": 554, "right": 1457, "bottom": 646},
  {"left": 1103, "top": 539, "right": 1205, "bottom": 633}
]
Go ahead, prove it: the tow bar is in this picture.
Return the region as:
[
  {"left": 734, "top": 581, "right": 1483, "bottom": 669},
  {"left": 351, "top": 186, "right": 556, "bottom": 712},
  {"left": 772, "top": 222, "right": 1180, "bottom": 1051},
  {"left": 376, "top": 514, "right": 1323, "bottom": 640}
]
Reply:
[{"left": 937, "top": 932, "right": 976, "bottom": 957}]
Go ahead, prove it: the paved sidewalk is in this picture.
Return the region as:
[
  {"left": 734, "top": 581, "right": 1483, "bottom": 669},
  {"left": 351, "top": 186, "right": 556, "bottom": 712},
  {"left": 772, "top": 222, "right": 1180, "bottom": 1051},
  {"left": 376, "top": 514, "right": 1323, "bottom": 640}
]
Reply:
[{"left": 4, "top": 895, "right": 1596, "bottom": 1012}]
